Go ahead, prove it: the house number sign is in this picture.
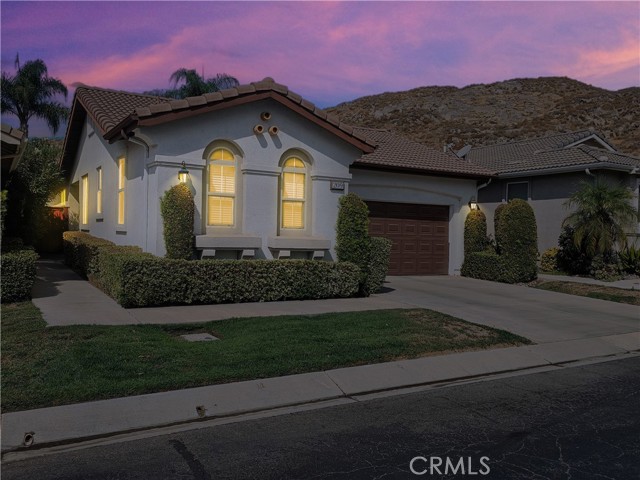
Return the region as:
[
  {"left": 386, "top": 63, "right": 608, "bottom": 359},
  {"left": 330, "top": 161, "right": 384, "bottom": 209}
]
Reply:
[{"left": 330, "top": 181, "right": 345, "bottom": 191}]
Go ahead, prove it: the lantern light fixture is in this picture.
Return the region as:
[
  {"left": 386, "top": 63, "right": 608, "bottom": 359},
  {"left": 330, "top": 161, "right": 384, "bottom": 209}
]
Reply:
[{"left": 178, "top": 161, "right": 189, "bottom": 184}]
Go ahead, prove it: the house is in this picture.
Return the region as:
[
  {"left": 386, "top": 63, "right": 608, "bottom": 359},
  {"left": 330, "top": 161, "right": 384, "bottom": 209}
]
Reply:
[
  {"left": 462, "top": 131, "right": 640, "bottom": 251},
  {"left": 60, "top": 78, "right": 491, "bottom": 276}
]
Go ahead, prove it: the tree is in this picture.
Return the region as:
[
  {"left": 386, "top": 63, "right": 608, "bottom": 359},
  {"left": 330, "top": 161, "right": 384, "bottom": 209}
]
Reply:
[
  {"left": 145, "top": 68, "right": 239, "bottom": 99},
  {"left": 563, "top": 179, "right": 638, "bottom": 257},
  {"left": 1, "top": 55, "right": 69, "bottom": 137},
  {"left": 5, "top": 138, "right": 64, "bottom": 245}
]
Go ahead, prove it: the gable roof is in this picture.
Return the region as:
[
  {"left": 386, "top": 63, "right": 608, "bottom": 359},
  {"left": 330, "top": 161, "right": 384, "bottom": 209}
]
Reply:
[
  {"left": 61, "top": 78, "right": 375, "bottom": 174},
  {"left": 352, "top": 127, "right": 494, "bottom": 178},
  {"left": 465, "top": 130, "right": 639, "bottom": 176}
]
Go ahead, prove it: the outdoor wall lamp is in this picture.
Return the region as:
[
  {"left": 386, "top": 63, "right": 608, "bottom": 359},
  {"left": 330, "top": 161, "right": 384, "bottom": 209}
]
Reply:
[
  {"left": 178, "top": 161, "right": 189, "bottom": 184},
  {"left": 468, "top": 196, "right": 479, "bottom": 210}
]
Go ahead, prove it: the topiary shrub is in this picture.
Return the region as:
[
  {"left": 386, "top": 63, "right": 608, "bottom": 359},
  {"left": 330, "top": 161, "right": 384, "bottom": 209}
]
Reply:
[
  {"left": 335, "top": 193, "right": 371, "bottom": 295},
  {"left": 493, "top": 203, "right": 506, "bottom": 253},
  {"left": 1, "top": 248, "right": 38, "bottom": 302},
  {"left": 366, "top": 236, "right": 392, "bottom": 294},
  {"left": 539, "top": 247, "right": 559, "bottom": 272},
  {"left": 464, "top": 209, "right": 488, "bottom": 254},
  {"left": 461, "top": 251, "right": 526, "bottom": 283},
  {"left": 160, "top": 184, "right": 195, "bottom": 260},
  {"left": 496, "top": 199, "right": 538, "bottom": 282}
]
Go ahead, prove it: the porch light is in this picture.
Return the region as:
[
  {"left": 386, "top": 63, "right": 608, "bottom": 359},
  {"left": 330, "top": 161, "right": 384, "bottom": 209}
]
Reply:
[
  {"left": 178, "top": 161, "right": 189, "bottom": 184},
  {"left": 469, "top": 196, "right": 479, "bottom": 210}
]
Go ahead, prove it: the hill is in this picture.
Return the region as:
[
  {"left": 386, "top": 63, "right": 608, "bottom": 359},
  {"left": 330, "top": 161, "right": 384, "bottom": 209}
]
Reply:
[{"left": 327, "top": 77, "right": 640, "bottom": 157}]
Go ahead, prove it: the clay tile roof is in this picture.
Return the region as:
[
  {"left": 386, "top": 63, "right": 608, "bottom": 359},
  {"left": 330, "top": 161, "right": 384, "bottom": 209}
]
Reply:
[
  {"left": 465, "top": 130, "right": 638, "bottom": 174},
  {"left": 74, "top": 85, "right": 170, "bottom": 134},
  {"left": 353, "top": 128, "right": 494, "bottom": 178}
]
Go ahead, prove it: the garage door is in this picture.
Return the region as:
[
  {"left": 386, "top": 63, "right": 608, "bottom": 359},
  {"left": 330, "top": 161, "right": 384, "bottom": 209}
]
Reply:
[{"left": 367, "top": 201, "right": 449, "bottom": 275}]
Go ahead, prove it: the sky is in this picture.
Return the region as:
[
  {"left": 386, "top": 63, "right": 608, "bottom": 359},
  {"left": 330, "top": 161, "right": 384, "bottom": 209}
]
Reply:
[{"left": 1, "top": 1, "right": 639, "bottom": 137}]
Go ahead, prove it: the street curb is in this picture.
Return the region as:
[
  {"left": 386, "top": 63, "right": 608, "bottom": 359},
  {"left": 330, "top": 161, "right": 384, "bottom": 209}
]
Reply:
[{"left": 2, "top": 332, "right": 638, "bottom": 454}]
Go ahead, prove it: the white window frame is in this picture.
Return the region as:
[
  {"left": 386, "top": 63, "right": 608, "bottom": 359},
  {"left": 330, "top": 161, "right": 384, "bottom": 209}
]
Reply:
[
  {"left": 96, "top": 166, "right": 103, "bottom": 215},
  {"left": 207, "top": 147, "right": 237, "bottom": 227},
  {"left": 117, "top": 157, "right": 125, "bottom": 225},
  {"left": 280, "top": 156, "right": 307, "bottom": 231},
  {"left": 81, "top": 175, "right": 89, "bottom": 225}
]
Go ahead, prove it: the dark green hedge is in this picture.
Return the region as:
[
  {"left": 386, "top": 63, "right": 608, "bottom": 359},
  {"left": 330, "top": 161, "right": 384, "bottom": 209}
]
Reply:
[
  {"left": 1, "top": 248, "right": 38, "bottom": 303},
  {"left": 464, "top": 210, "right": 488, "bottom": 254},
  {"left": 366, "top": 236, "right": 392, "bottom": 294},
  {"left": 63, "top": 231, "right": 144, "bottom": 278},
  {"left": 461, "top": 251, "right": 534, "bottom": 284},
  {"left": 99, "top": 255, "right": 360, "bottom": 308},
  {"left": 160, "top": 184, "right": 194, "bottom": 260},
  {"left": 335, "top": 193, "right": 371, "bottom": 295}
]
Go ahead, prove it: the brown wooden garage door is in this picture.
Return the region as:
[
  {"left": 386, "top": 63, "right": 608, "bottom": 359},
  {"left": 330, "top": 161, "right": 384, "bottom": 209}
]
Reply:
[{"left": 367, "top": 201, "right": 449, "bottom": 275}]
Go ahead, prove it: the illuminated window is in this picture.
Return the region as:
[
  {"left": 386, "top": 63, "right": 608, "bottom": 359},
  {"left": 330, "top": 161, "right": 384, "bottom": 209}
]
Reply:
[
  {"left": 118, "top": 157, "right": 125, "bottom": 225},
  {"left": 96, "top": 167, "right": 102, "bottom": 214},
  {"left": 281, "top": 157, "right": 306, "bottom": 229},
  {"left": 207, "top": 148, "right": 236, "bottom": 226},
  {"left": 60, "top": 188, "right": 67, "bottom": 205},
  {"left": 81, "top": 175, "right": 89, "bottom": 225}
]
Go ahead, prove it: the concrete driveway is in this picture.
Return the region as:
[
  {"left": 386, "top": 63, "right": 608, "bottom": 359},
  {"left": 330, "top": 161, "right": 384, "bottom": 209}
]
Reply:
[{"left": 381, "top": 276, "right": 639, "bottom": 343}]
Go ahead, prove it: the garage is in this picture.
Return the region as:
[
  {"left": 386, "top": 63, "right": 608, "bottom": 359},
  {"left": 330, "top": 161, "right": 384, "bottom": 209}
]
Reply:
[{"left": 367, "top": 201, "right": 449, "bottom": 275}]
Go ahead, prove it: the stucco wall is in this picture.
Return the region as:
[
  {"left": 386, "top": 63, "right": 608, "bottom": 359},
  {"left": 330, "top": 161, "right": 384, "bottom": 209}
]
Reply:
[{"left": 349, "top": 169, "right": 477, "bottom": 275}]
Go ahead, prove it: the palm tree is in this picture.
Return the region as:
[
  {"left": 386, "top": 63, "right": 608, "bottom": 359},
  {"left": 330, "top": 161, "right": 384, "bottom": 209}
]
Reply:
[
  {"left": 563, "top": 179, "right": 638, "bottom": 256},
  {"left": 146, "top": 68, "right": 239, "bottom": 99},
  {"left": 1, "top": 55, "right": 69, "bottom": 138}
]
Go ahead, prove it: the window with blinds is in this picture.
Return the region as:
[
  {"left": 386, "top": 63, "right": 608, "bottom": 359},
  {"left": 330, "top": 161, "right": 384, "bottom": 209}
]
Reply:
[
  {"left": 118, "top": 157, "right": 125, "bottom": 225},
  {"left": 208, "top": 148, "right": 235, "bottom": 226},
  {"left": 96, "top": 167, "right": 103, "bottom": 214},
  {"left": 281, "top": 157, "right": 306, "bottom": 229},
  {"left": 81, "top": 175, "right": 89, "bottom": 225}
]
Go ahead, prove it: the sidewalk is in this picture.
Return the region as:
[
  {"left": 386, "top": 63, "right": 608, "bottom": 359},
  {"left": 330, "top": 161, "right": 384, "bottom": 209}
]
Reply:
[{"left": 2, "top": 332, "right": 638, "bottom": 453}]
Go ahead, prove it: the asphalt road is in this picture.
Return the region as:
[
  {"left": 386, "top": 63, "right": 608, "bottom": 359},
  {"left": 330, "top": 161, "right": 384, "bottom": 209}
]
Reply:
[{"left": 3, "top": 356, "right": 639, "bottom": 480}]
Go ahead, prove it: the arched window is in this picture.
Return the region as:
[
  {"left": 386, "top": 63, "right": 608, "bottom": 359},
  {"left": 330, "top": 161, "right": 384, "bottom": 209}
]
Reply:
[
  {"left": 281, "top": 156, "right": 306, "bottom": 229},
  {"left": 207, "top": 147, "right": 236, "bottom": 226}
]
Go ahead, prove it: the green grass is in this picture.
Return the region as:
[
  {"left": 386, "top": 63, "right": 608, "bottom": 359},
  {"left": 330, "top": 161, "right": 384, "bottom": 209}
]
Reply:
[
  {"left": 532, "top": 281, "right": 640, "bottom": 305},
  {"left": 1, "top": 302, "right": 531, "bottom": 412}
]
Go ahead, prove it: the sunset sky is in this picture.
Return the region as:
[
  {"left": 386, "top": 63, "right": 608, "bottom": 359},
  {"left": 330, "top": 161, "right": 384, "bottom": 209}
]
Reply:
[{"left": 1, "top": 1, "right": 639, "bottom": 137}]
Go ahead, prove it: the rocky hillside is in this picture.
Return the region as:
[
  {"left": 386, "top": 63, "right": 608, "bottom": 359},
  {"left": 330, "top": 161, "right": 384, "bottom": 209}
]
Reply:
[{"left": 327, "top": 77, "right": 640, "bottom": 157}]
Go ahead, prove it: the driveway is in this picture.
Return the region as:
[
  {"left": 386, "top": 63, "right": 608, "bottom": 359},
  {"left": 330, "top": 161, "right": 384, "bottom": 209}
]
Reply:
[
  {"left": 33, "top": 258, "right": 638, "bottom": 344},
  {"left": 381, "top": 275, "right": 639, "bottom": 343}
]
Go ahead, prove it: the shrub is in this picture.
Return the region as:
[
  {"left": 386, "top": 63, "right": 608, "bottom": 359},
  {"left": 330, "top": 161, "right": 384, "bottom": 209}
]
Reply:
[
  {"left": 98, "top": 255, "right": 361, "bottom": 308},
  {"left": 540, "top": 247, "right": 559, "bottom": 272},
  {"left": 590, "top": 253, "right": 623, "bottom": 282},
  {"left": 335, "top": 193, "right": 371, "bottom": 295},
  {"left": 493, "top": 203, "right": 506, "bottom": 253},
  {"left": 1, "top": 190, "right": 7, "bottom": 238},
  {"left": 35, "top": 208, "right": 68, "bottom": 253},
  {"left": 1, "top": 248, "right": 38, "bottom": 302},
  {"left": 366, "top": 237, "right": 392, "bottom": 294},
  {"left": 619, "top": 244, "right": 640, "bottom": 275},
  {"left": 464, "top": 209, "right": 488, "bottom": 254},
  {"left": 160, "top": 184, "right": 194, "bottom": 260},
  {"left": 461, "top": 251, "right": 532, "bottom": 284},
  {"left": 62, "top": 231, "right": 143, "bottom": 278},
  {"left": 556, "top": 226, "right": 592, "bottom": 275}
]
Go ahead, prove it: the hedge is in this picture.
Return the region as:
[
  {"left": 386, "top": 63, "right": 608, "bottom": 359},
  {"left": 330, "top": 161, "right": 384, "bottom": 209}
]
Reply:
[
  {"left": 160, "top": 184, "right": 194, "bottom": 260},
  {"left": 1, "top": 248, "right": 38, "bottom": 303},
  {"left": 99, "top": 255, "right": 360, "bottom": 308},
  {"left": 335, "top": 193, "right": 371, "bottom": 295},
  {"left": 464, "top": 210, "right": 488, "bottom": 254},
  {"left": 461, "top": 251, "right": 533, "bottom": 284},
  {"left": 366, "top": 236, "right": 392, "bottom": 294},
  {"left": 63, "top": 231, "right": 143, "bottom": 278}
]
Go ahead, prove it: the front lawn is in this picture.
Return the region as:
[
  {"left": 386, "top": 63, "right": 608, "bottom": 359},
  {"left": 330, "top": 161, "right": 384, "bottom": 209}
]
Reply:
[
  {"left": 531, "top": 280, "right": 640, "bottom": 305},
  {"left": 1, "top": 302, "right": 530, "bottom": 412}
]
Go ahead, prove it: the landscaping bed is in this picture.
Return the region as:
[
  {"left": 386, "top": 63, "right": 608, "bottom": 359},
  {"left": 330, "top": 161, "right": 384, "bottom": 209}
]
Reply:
[
  {"left": 531, "top": 280, "right": 640, "bottom": 305},
  {"left": 1, "top": 302, "right": 530, "bottom": 412}
]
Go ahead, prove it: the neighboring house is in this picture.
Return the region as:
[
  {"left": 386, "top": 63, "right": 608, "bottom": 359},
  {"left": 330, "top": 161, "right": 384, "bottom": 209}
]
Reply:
[
  {"left": 1, "top": 123, "right": 25, "bottom": 188},
  {"left": 462, "top": 131, "right": 640, "bottom": 251},
  {"left": 60, "top": 78, "right": 489, "bottom": 276}
]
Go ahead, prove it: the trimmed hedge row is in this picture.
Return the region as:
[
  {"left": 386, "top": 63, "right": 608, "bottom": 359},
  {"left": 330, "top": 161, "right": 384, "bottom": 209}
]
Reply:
[
  {"left": 63, "top": 231, "right": 144, "bottom": 278},
  {"left": 160, "top": 184, "right": 194, "bottom": 260},
  {"left": 366, "top": 236, "right": 392, "bottom": 294},
  {"left": 464, "top": 210, "right": 488, "bottom": 254},
  {"left": 461, "top": 251, "right": 533, "bottom": 284},
  {"left": 1, "top": 248, "right": 38, "bottom": 303},
  {"left": 99, "top": 254, "right": 360, "bottom": 308}
]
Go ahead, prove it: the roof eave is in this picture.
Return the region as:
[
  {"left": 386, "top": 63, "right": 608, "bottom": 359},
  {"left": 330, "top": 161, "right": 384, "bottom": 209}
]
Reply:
[
  {"left": 496, "top": 162, "right": 640, "bottom": 178},
  {"left": 351, "top": 162, "right": 495, "bottom": 180}
]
